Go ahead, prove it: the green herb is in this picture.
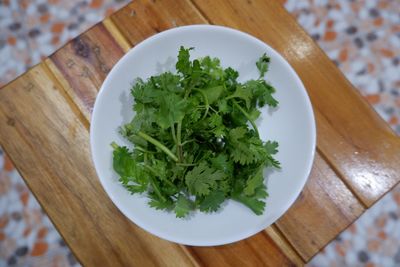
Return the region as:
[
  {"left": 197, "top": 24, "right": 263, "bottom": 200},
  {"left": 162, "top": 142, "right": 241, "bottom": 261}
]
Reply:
[{"left": 112, "top": 47, "right": 280, "bottom": 217}]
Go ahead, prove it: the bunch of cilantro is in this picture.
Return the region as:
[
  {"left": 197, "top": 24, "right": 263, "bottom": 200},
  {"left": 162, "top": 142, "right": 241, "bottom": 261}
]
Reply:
[{"left": 112, "top": 47, "right": 280, "bottom": 218}]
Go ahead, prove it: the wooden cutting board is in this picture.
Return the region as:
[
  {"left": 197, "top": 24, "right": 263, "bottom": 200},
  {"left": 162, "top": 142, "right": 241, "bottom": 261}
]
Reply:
[{"left": 0, "top": 1, "right": 399, "bottom": 266}]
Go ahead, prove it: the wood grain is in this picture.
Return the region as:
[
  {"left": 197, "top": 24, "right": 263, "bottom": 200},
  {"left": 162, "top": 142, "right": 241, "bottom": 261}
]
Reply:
[
  {"left": 0, "top": 64, "right": 197, "bottom": 267},
  {"left": 188, "top": 232, "right": 300, "bottom": 267},
  {"left": 110, "top": 0, "right": 205, "bottom": 46},
  {"left": 275, "top": 153, "right": 364, "bottom": 260},
  {"left": 264, "top": 226, "right": 304, "bottom": 266},
  {"left": 47, "top": 23, "right": 125, "bottom": 121},
  {"left": 191, "top": 0, "right": 400, "bottom": 206}
]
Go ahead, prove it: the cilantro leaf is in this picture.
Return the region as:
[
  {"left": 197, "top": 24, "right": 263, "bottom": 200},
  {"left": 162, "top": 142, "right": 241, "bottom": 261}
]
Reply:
[
  {"left": 176, "top": 46, "right": 193, "bottom": 75},
  {"left": 244, "top": 168, "right": 264, "bottom": 196},
  {"left": 245, "top": 80, "right": 278, "bottom": 108},
  {"left": 112, "top": 144, "right": 149, "bottom": 193},
  {"left": 199, "top": 190, "right": 225, "bottom": 212},
  {"left": 232, "top": 180, "right": 266, "bottom": 215},
  {"left": 112, "top": 145, "right": 137, "bottom": 179},
  {"left": 224, "top": 67, "right": 239, "bottom": 90},
  {"left": 263, "top": 141, "right": 281, "bottom": 168},
  {"left": 126, "top": 105, "right": 157, "bottom": 134},
  {"left": 254, "top": 184, "right": 269, "bottom": 199},
  {"left": 227, "top": 128, "right": 269, "bottom": 165},
  {"left": 152, "top": 72, "right": 182, "bottom": 93},
  {"left": 148, "top": 192, "right": 174, "bottom": 211},
  {"left": 256, "top": 53, "right": 270, "bottom": 78},
  {"left": 200, "top": 56, "right": 224, "bottom": 80},
  {"left": 217, "top": 99, "right": 231, "bottom": 114},
  {"left": 264, "top": 141, "right": 279, "bottom": 155},
  {"left": 232, "top": 193, "right": 266, "bottom": 215},
  {"left": 210, "top": 153, "right": 234, "bottom": 175},
  {"left": 200, "top": 85, "right": 224, "bottom": 105},
  {"left": 227, "top": 84, "right": 252, "bottom": 109},
  {"left": 248, "top": 109, "right": 261, "bottom": 121},
  {"left": 228, "top": 127, "right": 247, "bottom": 140},
  {"left": 155, "top": 93, "right": 186, "bottom": 129},
  {"left": 208, "top": 113, "right": 222, "bottom": 127},
  {"left": 208, "top": 113, "right": 226, "bottom": 137},
  {"left": 131, "top": 78, "right": 159, "bottom": 104},
  {"left": 185, "top": 162, "right": 225, "bottom": 196},
  {"left": 149, "top": 159, "right": 167, "bottom": 180},
  {"left": 174, "top": 194, "right": 194, "bottom": 218}
]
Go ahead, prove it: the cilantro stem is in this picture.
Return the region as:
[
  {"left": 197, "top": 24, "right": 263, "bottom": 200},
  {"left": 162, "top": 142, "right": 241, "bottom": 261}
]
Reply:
[
  {"left": 148, "top": 176, "right": 166, "bottom": 202},
  {"left": 232, "top": 100, "right": 259, "bottom": 137},
  {"left": 135, "top": 146, "right": 156, "bottom": 154},
  {"left": 174, "top": 88, "right": 192, "bottom": 163},
  {"left": 184, "top": 87, "right": 192, "bottom": 99},
  {"left": 193, "top": 88, "right": 209, "bottom": 119},
  {"left": 144, "top": 165, "right": 178, "bottom": 190},
  {"left": 181, "top": 139, "right": 195, "bottom": 146},
  {"left": 177, "top": 121, "right": 183, "bottom": 162},
  {"left": 110, "top": 141, "right": 119, "bottom": 150},
  {"left": 176, "top": 163, "right": 197, "bottom": 167},
  {"left": 209, "top": 106, "right": 219, "bottom": 114},
  {"left": 137, "top": 131, "right": 178, "bottom": 162},
  {"left": 171, "top": 123, "right": 177, "bottom": 144}
]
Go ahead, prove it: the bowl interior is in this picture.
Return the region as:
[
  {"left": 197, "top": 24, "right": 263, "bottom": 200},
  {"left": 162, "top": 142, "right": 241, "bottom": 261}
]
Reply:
[{"left": 90, "top": 25, "right": 316, "bottom": 246}]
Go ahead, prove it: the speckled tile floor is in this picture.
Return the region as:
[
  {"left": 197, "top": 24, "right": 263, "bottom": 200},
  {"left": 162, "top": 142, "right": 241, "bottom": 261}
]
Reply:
[{"left": 0, "top": 0, "right": 399, "bottom": 266}]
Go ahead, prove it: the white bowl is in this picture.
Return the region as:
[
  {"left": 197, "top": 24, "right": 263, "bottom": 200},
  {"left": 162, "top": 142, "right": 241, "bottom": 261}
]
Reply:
[{"left": 90, "top": 25, "right": 316, "bottom": 246}]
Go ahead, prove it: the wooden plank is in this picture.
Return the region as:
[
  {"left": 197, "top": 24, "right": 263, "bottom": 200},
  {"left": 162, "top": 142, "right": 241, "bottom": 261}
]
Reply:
[
  {"left": 110, "top": 0, "right": 205, "bottom": 46},
  {"left": 275, "top": 153, "right": 364, "bottom": 260},
  {"left": 46, "top": 23, "right": 125, "bottom": 121},
  {"left": 187, "top": 232, "right": 302, "bottom": 267},
  {"left": 0, "top": 64, "right": 197, "bottom": 267},
  {"left": 191, "top": 0, "right": 400, "bottom": 206}
]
